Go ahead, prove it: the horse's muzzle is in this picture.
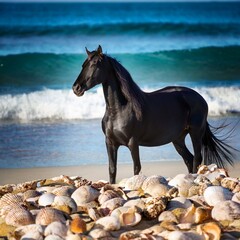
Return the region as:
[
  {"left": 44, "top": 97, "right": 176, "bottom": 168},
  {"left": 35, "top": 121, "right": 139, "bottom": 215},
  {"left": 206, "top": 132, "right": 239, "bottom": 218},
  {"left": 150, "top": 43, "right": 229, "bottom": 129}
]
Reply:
[{"left": 72, "top": 84, "right": 85, "bottom": 96}]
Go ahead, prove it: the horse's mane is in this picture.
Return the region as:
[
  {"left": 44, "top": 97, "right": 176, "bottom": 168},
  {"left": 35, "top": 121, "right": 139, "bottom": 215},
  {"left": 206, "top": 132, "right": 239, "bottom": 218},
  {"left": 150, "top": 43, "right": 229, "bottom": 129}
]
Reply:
[{"left": 107, "top": 56, "right": 145, "bottom": 121}]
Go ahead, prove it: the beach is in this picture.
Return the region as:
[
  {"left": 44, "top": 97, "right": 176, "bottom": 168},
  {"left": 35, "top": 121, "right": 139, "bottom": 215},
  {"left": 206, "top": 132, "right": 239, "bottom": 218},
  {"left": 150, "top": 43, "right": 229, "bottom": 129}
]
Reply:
[{"left": 0, "top": 161, "right": 239, "bottom": 186}]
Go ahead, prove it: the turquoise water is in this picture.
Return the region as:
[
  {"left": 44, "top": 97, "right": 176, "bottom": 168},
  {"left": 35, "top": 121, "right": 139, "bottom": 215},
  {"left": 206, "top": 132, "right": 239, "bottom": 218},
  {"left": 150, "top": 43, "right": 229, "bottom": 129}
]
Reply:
[{"left": 0, "top": 2, "right": 239, "bottom": 168}]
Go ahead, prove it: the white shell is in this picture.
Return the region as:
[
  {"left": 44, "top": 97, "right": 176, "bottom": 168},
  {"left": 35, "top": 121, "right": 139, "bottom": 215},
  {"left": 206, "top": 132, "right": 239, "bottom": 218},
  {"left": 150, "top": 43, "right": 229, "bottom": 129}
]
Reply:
[
  {"left": 98, "top": 190, "right": 120, "bottom": 205},
  {"left": 232, "top": 192, "right": 240, "bottom": 204},
  {"left": 167, "top": 197, "right": 192, "bottom": 210},
  {"left": 52, "top": 195, "right": 77, "bottom": 213},
  {"left": 212, "top": 200, "right": 240, "bottom": 221},
  {"left": 52, "top": 186, "right": 75, "bottom": 197},
  {"left": 119, "top": 207, "right": 142, "bottom": 227},
  {"left": 15, "top": 224, "right": 44, "bottom": 237},
  {"left": 124, "top": 174, "right": 147, "bottom": 190},
  {"left": 124, "top": 198, "right": 145, "bottom": 212},
  {"left": 71, "top": 186, "right": 99, "bottom": 205},
  {"left": 166, "top": 230, "right": 203, "bottom": 240},
  {"left": 20, "top": 231, "right": 44, "bottom": 240},
  {"left": 100, "top": 197, "right": 125, "bottom": 211},
  {"left": 142, "top": 175, "right": 168, "bottom": 191},
  {"left": 44, "top": 221, "right": 68, "bottom": 237},
  {"left": 44, "top": 235, "right": 64, "bottom": 240},
  {"left": 95, "top": 215, "right": 121, "bottom": 231},
  {"left": 38, "top": 193, "right": 56, "bottom": 207},
  {"left": 144, "top": 183, "right": 169, "bottom": 198},
  {"left": 203, "top": 186, "right": 233, "bottom": 207},
  {"left": 88, "top": 228, "right": 111, "bottom": 239}
]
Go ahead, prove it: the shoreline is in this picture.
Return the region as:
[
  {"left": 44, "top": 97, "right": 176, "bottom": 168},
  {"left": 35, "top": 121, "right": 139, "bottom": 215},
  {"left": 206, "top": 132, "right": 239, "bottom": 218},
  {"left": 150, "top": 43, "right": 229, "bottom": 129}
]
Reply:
[{"left": 0, "top": 161, "right": 239, "bottom": 185}]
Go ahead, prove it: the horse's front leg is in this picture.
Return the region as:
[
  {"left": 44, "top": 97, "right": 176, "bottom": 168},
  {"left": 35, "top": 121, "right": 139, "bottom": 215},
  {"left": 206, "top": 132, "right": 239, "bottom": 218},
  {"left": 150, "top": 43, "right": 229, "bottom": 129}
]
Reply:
[
  {"left": 106, "top": 138, "right": 119, "bottom": 184},
  {"left": 128, "top": 138, "right": 141, "bottom": 175}
]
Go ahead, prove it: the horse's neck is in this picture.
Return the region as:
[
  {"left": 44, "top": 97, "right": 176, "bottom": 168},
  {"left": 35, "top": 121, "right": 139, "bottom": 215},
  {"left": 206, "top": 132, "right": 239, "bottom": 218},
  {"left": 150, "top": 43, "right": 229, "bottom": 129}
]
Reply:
[{"left": 102, "top": 73, "right": 127, "bottom": 112}]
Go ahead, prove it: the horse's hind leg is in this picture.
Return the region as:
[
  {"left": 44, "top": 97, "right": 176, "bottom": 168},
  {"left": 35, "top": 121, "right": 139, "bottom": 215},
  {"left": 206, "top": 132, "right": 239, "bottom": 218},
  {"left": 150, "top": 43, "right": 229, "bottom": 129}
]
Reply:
[
  {"left": 128, "top": 138, "right": 141, "bottom": 175},
  {"left": 173, "top": 134, "right": 194, "bottom": 173}
]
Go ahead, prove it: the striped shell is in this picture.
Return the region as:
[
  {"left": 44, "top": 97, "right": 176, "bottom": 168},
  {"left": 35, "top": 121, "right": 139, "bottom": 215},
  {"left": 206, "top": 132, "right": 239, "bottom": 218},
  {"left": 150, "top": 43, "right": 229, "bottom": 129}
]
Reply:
[
  {"left": 23, "top": 190, "right": 41, "bottom": 201},
  {"left": 0, "top": 193, "right": 23, "bottom": 208},
  {"left": 5, "top": 206, "right": 34, "bottom": 227},
  {"left": 52, "top": 186, "right": 75, "bottom": 197},
  {"left": 35, "top": 207, "right": 66, "bottom": 226},
  {"left": 98, "top": 190, "right": 120, "bottom": 205}
]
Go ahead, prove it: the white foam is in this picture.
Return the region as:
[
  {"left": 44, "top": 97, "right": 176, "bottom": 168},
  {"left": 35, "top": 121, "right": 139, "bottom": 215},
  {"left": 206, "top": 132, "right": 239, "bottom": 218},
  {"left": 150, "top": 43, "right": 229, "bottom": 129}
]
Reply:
[{"left": 0, "top": 86, "right": 239, "bottom": 121}]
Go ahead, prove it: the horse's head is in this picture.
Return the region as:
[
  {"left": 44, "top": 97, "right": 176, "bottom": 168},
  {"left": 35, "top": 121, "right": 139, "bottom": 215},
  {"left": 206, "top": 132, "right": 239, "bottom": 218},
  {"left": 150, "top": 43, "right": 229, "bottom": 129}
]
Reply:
[{"left": 72, "top": 45, "right": 108, "bottom": 96}]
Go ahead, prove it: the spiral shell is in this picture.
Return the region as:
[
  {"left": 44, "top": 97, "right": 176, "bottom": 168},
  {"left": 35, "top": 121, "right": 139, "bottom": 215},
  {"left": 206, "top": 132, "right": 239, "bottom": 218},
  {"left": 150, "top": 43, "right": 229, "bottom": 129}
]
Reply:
[
  {"left": 5, "top": 206, "right": 34, "bottom": 227},
  {"left": 35, "top": 207, "right": 66, "bottom": 226}
]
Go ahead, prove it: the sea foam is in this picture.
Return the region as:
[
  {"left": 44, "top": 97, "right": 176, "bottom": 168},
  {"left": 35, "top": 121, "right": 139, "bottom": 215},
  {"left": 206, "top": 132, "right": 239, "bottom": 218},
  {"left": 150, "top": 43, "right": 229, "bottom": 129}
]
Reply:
[{"left": 0, "top": 86, "right": 239, "bottom": 121}]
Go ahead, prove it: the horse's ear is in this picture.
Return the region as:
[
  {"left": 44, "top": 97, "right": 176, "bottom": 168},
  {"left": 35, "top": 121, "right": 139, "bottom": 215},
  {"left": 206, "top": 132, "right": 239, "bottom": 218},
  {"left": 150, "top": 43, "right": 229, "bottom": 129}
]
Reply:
[
  {"left": 97, "top": 45, "right": 103, "bottom": 55},
  {"left": 85, "top": 47, "right": 91, "bottom": 58}
]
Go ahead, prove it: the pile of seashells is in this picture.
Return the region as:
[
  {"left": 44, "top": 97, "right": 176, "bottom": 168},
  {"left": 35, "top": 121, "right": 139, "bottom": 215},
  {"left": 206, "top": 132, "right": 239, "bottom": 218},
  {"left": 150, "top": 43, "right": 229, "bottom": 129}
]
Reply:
[{"left": 0, "top": 164, "right": 239, "bottom": 240}]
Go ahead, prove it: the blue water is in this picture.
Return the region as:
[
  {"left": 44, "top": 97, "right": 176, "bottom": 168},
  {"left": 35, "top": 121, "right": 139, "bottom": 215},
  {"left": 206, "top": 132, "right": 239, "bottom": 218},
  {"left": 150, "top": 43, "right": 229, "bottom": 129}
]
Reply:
[{"left": 0, "top": 2, "right": 239, "bottom": 168}]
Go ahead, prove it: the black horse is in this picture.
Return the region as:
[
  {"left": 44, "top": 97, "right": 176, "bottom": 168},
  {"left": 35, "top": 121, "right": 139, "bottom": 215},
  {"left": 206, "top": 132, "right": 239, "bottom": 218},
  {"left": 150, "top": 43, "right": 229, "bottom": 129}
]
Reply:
[{"left": 73, "top": 45, "right": 234, "bottom": 184}]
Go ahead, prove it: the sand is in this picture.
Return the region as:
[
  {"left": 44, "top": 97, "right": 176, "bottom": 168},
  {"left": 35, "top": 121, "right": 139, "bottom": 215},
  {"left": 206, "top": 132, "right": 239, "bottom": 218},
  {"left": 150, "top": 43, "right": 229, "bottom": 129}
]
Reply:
[{"left": 0, "top": 161, "right": 239, "bottom": 185}]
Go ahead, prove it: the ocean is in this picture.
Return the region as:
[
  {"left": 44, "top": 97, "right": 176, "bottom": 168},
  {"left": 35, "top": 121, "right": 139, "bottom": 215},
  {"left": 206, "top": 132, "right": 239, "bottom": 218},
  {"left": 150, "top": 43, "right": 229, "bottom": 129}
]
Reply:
[{"left": 0, "top": 2, "right": 240, "bottom": 169}]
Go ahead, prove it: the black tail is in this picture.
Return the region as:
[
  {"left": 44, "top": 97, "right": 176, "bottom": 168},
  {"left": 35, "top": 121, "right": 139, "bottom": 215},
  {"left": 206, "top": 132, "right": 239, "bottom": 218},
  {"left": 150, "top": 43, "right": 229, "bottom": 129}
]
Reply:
[{"left": 202, "top": 122, "right": 236, "bottom": 168}]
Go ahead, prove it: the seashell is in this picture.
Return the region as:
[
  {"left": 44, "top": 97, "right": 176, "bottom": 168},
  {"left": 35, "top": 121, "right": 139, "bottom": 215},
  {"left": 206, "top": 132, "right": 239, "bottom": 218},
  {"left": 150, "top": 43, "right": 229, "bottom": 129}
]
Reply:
[
  {"left": 38, "top": 193, "right": 56, "bottom": 207},
  {"left": 167, "top": 196, "right": 192, "bottom": 210},
  {"left": 35, "top": 207, "right": 66, "bottom": 226},
  {"left": 91, "top": 179, "right": 108, "bottom": 189},
  {"left": 144, "top": 183, "right": 170, "bottom": 198},
  {"left": 23, "top": 190, "right": 41, "bottom": 201},
  {"left": 177, "top": 223, "right": 192, "bottom": 230},
  {"left": 0, "top": 193, "right": 23, "bottom": 209},
  {"left": 119, "top": 207, "right": 141, "bottom": 227},
  {"left": 111, "top": 206, "right": 132, "bottom": 218},
  {"left": 52, "top": 195, "right": 77, "bottom": 214},
  {"left": 168, "top": 174, "right": 195, "bottom": 197},
  {"left": 203, "top": 186, "right": 233, "bottom": 207},
  {"left": 52, "top": 186, "right": 76, "bottom": 197},
  {"left": 158, "top": 210, "right": 178, "bottom": 223},
  {"left": 88, "top": 228, "right": 111, "bottom": 239},
  {"left": 205, "top": 171, "right": 225, "bottom": 184},
  {"left": 143, "top": 196, "right": 168, "bottom": 219},
  {"left": 87, "top": 207, "right": 103, "bottom": 221},
  {"left": 100, "top": 197, "right": 125, "bottom": 211},
  {"left": 196, "top": 222, "right": 221, "bottom": 240},
  {"left": 44, "top": 221, "right": 68, "bottom": 237},
  {"left": 70, "top": 215, "right": 87, "bottom": 234},
  {"left": 71, "top": 186, "right": 99, "bottom": 206},
  {"left": 221, "top": 177, "right": 239, "bottom": 191},
  {"left": 197, "top": 165, "right": 210, "bottom": 174},
  {"left": 0, "top": 184, "right": 14, "bottom": 195},
  {"left": 5, "top": 206, "right": 34, "bottom": 227},
  {"left": 21, "top": 231, "right": 44, "bottom": 240},
  {"left": 15, "top": 180, "right": 39, "bottom": 193},
  {"left": 118, "top": 178, "right": 128, "bottom": 188},
  {"left": 159, "top": 220, "right": 179, "bottom": 231},
  {"left": 166, "top": 230, "right": 203, "bottom": 240},
  {"left": 141, "top": 175, "right": 168, "bottom": 191},
  {"left": 14, "top": 224, "right": 44, "bottom": 237},
  {"left": 44, "top": 235, "right": 64, "bottom": 240},
  {"left": 123, "top": 198, "right": 145, "bottom": 212},
  {"left": 211, "top": 200, "right": 240, "bottom": 221},
  {"left": 233, "top": 183, "right": 240, "bottom": 193},
  {"left": 180, "top": 204, "right": 211, "bottom": 224},
  {"left": 141, "top": 224, "right": 165, "bottom": 235},
  {"left": 124, "top": 174, "right": 147, "bottom": 190},
  {"left": 232, "top": 192, "right": 240, "bottom": 204},
  {"left": 98, "top": 190, "right": 120, "bottom": 205},
  {"left": 119, "top": 230, "right": 142, "bottom": 240},
  {"left": 95, "top": 215, "right": 121, "bottom": 231},
  {"left": 194, "top": 175, "right": 211, "bottom": 185},
  {"left": 37, "top": 186, "right": 56, "bottom": 193}
]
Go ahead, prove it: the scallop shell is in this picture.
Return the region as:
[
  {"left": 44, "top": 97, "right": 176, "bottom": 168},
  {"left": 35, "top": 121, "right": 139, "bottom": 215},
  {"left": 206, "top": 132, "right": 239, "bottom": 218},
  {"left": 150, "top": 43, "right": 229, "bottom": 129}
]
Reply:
[
  {"left": 52, "top": 186, "right": 76, "bottom": 197},
  {"left": 0, "top": 193, "right": 23, "bottom": 208},
  {"left": 44, "top": 221, "right": 68, "bottom": 237},
  {"left": 211, "top": 200, "right": 240, "bottom": 221},
  {"left": 98, "top": 190, "right": 120, "bottom": 205},
  {"left": 124, "top": 174, "right": 147, "bottom": 190},
  {"left": 95, "top": 215, "right": 121, "bottom": 231},
  {"left": 203, "top": 186, "right": 233, "bottom": 207},
  {"left": 70, "top": 215, "right": 87, "bottom": 234},
  {"left": 52, "top": 195, "right": 77, "bottom": 214},
  {"left": 143, "top": 196, "right": 168, "bottom": 219},
  {"left": 100, "top": 197, "right": 125, "bottom": 211},
  {"left": 35, "top": 207, "right": 66, "bottom": 226},
  {"left": 5, "top": 206, "right": 34, "bottom": 227},
  {"left": 71, "top": 186, "right": 99, "bottom": 206}
]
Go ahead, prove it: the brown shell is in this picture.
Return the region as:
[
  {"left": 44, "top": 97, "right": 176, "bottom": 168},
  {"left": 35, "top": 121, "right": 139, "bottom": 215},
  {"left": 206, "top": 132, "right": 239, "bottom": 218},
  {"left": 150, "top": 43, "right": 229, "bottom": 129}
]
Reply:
[
  {"left": 5, "top": 206, "right": 34, "bottom": 227},
  {"left": 98, "top": 190, "right": 120, "bottom": 205},
  {"left": 52, "top": 186, "right": 76, "bottom": 197},
  {"left": 35, "top": 207, "right": 66, "bottom": 226},
  {"left": 23, "top": 190, "right": 42, "bottom": 201},
  {"left": 70, "top": 215, "right": 87, "bottom": 234},
  {"left": 0, "top": 193, "right": 23, "bottom": 209}
]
